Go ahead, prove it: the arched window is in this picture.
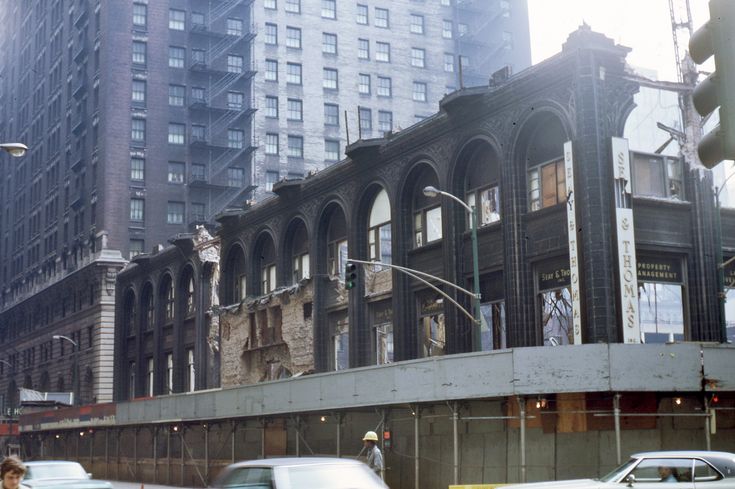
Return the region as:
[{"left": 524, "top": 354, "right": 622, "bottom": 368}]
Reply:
[
  {"left": 525, "top": 116, "right": 566, "bottom": 211},
  {"left": 159, "top": 275, "right": 174, "bottom": 324},
  {"left": 368, "top": 189, "right": 392, "bottom": 264},
  {"left": 140, "top": 283, "right": 154, "bottom": 332},
  {"left": 179, "top": 269, "right": 195, "bottom": 317},
  {"left": 254, "top": 234, "right": 277, "bottom": 295},
  {"left": 462, "top": 143, "right": 501, "bottom": 227},
  {"left": 287, "top": 220, "right": 310, "bottom": 284},
  {"left": 223, "top": 245, "right": 246, "bottom": 304},
  {"left": 325, "top": 208, "right": 348, "bottom": 278}
]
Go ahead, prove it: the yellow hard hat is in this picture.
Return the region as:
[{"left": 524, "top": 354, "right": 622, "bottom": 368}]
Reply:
[{"left": 362, "top": 431, "right": 378, "bottom": 441}]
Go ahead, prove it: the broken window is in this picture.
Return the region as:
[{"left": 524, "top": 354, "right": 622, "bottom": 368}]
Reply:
[
  {"left": 418, "top": 293, "right": 445, "bottom": 357},
  {"left": 537, "top": 260, "right": 573, "bottom": 346},
  {"left": 329, "top": 311, "right": 349, "bottom": 370},
  {"left": 328, "top": 239, "right": 348, "bottom": 279},
  {"left": 480, "top": 301, "right": 506, "bottom": 350},
  {"left": 528, "top": 158, "right": 566, "bottom": 211}
]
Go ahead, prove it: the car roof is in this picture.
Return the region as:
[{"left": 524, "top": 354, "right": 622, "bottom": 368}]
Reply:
[
  {"left": 630, "top": 451, "right": 735, "bottom": 477},
  {"left": 226, "top": 457, "right": 364, "bottom": 468},
  {"left": 25, "top": 461, "right": 82, "bottom": 466}
]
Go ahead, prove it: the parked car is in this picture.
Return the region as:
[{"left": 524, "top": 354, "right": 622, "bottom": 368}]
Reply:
[
  {"left": 210, "top": 457, "right": 387, "bottom": 489},
  {"left": 506, "top": 451, "right": 735, "bottom": 489},
  {"left": 21, "top": 461, "right": 113, "bottom": 489}
]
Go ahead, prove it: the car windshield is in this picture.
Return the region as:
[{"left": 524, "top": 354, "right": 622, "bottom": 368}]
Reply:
[
  {"left": 600, "top": 458, "right": 638, "bottom": 483},
  {"left": 25, "top": 463, "right": 89, "bottom": 480},
  {"left": 280, "top": 463, "right": 384, "bottom": 489}
]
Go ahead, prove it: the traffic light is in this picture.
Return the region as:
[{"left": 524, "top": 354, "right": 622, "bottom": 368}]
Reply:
[
  {"left": 345, "top": 262, "right": 358, "bottom": 290},
  {"left": 689, "top": 0, "right": 735, "bottom": 168}
]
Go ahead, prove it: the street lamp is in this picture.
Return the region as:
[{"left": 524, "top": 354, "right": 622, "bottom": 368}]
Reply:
[
  {"left": 53, "top": 335, "right": 80, "bottom": 404},
  {"left": 0, "top": 143, "right": 28, "bottom": 157},
  {"left": 422, "top": 186, "right": 482, "bottom": 350}
]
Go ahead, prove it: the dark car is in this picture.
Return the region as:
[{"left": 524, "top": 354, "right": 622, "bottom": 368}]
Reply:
[
  {"left": 21, "top": 461, "right": 113, "bottom": 489},
  {"left": 210, "top": 457, "right": 387, "bottom": 489},
  {"left": 506, "top": 451, "right": 735, "bottom": 489}
]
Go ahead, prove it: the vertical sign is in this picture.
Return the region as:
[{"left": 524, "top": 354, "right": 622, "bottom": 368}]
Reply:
[
  {"left": 612, "top": 137, "right": 641, "bottom": 343},
  {"left": 564, "top": 141, "right": 582, "bottom": 345}
]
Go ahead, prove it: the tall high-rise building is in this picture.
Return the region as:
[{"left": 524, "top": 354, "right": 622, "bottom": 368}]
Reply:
[
  {"left": 249, "top": 0, "right": 531, "bottom": 192},
  {"left": 0, "top": 0, "right": 529, "bottom": 404}
]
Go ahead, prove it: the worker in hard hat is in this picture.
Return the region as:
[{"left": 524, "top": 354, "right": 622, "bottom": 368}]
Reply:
[{"left": 362, "top": 430, "right": 384, "bottom": 478}]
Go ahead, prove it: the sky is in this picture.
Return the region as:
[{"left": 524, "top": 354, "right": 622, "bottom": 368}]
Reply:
[{"left": 527, "top": 0, "right": 710, "bottom": 82}]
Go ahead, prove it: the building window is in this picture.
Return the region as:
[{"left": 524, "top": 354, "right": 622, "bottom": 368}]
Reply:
[
  {"left": 169, "top": 9, "right": 185, "bottom": 30},
  {"left": 191, "top": 124, "right": 206, "bottom": 142},
  {"left": 227, "top": 18, "right": 244, "bottom": 36},
  {"left": 287, "top": 135, "right": 303, "bottom": 158},
  {"left": 293, "top": 252, "right": 310, "bottom": 282},
  {"left": 146, "top": 358, "right": 154, "bottom": 396},
  {"left": 536, "top": 261, "right": 573, "bottom": 346},
  {"left": 128, "top": 362, "right": 136, "bottom": 399},
  {"left": 444, "top": 53, "right": 455, "bottom": 72},
  {"left": 356, "top": 4, "right": 368, "bottom": 24},
  {"left": 130, "top": 157, "right": 145, "bottom": 181},
  {"left": 261, "top": 264, "right": 277, "bottom": 293},
  {"left": 191, "top": 164, "right": 206, "bottom": 181},
  {"left": 132, "top": 41, "right": 146, "bottom": 64},
  {"left": 410, "top": 14, "right": 424, "bottom": 34},
  {"left": 265, "top": 0, "right": 277, "bottom": 9},
  {"left": 632, "top": 153, "right": 683, "bottom": 200},
  {"left": 371, "top": 301, "right": 393, "bottom": 365},
  {"left": 528, "top": 158, "right": 565, "bottom": 211},
  {"left": 325, "top": 139, "right": 340, "bottom": 161},
  {"left": 228, "top": 129, "right": 245, "bottom": 149},
  {"left": 129, "top": 239, "right": 144, "bottom": 259},
  {"left": 191, "top": 86, "right": 205, "bottom": 103},
  {"left": 227, "top": 54, "right": 244, "bottom": 73},
  {"left": 228, "top": 167, "right": 245, "bottom": 187},
  {"left": 412, "top": 81, "right": 427, "bottom": 102},
  {"left": 265, "top": 96, "right": 278, "bottom": 118},
  {"left": 377, "top": 76, "right": 392, "bottom": 97},
  {"left": 264, "top": 23, "right": 277, "bottom": 45},
  {"left": 480, "top": 300, "right": 506, "bottom": 351},
  {"left": 168, "top": 123, "right": 185, "bottom": 144},
  {"left": 286, "top": 62, "right": 302, "bottom": 84},
  {"left": 285, "top": 0, "right": 300, "bottom": 13},
  {"left": 442, "top": 19, "right": 453, "bottom": 39},
  {"left": 322, "top": 0, "right": 336, "bottom": 19},
  {"left": 376, "top": 42, "right": 390, "bottom": 62},
  {"left": 167, "top": 202, "right": 184, "bottom": 224},
  {"left": 130, "top": 198, "right": 144, "bottom": 221},
  {"left": 375, "top": 7, "right": 389, "bottom": 28},
  {"left": 132, "top": 3, "right": 147, "bottom": 27},
  {"left": 191, "top": 203, "right": 206, "bottom": 222},
  {"left": 411, "top": 47, "right": 426, "bottom": 68},
  {"left": 165, "top": 353, "right": 173, "bottom": 394},
  {"left": 418, "top": 294, "right": 445, "bottom": 357},
  {"left": 286, "top": 26, "right": 301, "bottom": 49},
  {"left": 185, "top": 349, "right": 195, "bottom": 393},
  {"left": 359, "top": 107, "right": 372, "bottom": 132},
  {"left": 358, "top": 74, "right": 371, "bottom": 95},
  {"left": 725, "top": 260, "right": 735, "bottom": 342},
  {"left": 466, "top": 185, "right": 500, "bottom": 226},
  {"left": 322, "top": 33, "right": 337, "bottom": 54},
  {"left": 378, "top": 111, "right": 393, "bottom": 135},
  {"left": 287, "top": 98, "right": 303, "bottom": 121},
  {"left": 324, "top": 103, "right": 339, "bottom": 126},
  {"left": 227, "top": 91, "right": 244, "bottom": 110},
  {"left": 323, "top": 68, "right": 338, "bottom": 90},
  {"left": 368, "top": 189, "right": 392, "bottom": 264},
  {"left": 169, "top": 46, "right": 185, "bottom": 68},
  {"left": 168, "top": 85, "right": 185, "bottom": 106},
  {"left": 168, "top": 162, "right": 185, "bottom": 184},
  {"left": 458, "top": 23, "right": 469, "bottom": 37},
  {"left": 637, "top": 255, "right": 686, "bottom": 343},
  {"left": 191, "top": 12, "right": 205, "bottom": 26},
  {"left": 358, "top": 38, "right": 369, "bottom": 60},
  {"left": 414, "top": 205, "right": 441, "bottom": 247},
  {"left": 331, "top": 313, "right": 349, "bottom": 371},
  {"left": 132, "top": 80, "right": 146, "bottom": 103},
  {"left": 131, "top": 118, "right": 145, "bottom": 142},
  {"left": 191, "top": 48, "right": 205, "bottom": 65},
  {"left": 265, "top": 59, "right": 278, "bottom": 81},
  {"left": 265, "top": 133, "right": 279, "bottom": 155},
  {"left": 265, "top": 171, "right": 279, "bottom": 192}
]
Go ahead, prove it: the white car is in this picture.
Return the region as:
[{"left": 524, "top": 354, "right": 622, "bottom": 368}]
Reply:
[
  {"left": 210, "top": 457, "right": 387, "bottom": 489},
  {"left": 507, "top": 451, "right": 735, "bottom": 489},
  {"left": 21, "top": 461, "right": 113, "bottom": 489}
]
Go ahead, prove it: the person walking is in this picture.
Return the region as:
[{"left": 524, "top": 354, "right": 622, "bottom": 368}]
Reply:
[
  {"left": 0, "top": 457, "right": 26, "bottom": 489},
  {"left": 362, "top": 430, "right": 384, "bottom": 479}
]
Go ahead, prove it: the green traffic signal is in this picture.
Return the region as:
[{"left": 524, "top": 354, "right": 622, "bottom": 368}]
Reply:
[{"left": 345, "top": 262, "right": 358, "bottom": 290}]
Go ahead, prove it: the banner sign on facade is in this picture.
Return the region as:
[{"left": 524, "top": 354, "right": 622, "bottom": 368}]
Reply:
[
  {"left": 564, "top": 141, "right": 582, "bottom": 345},
  {"left": 637, "top": 255, "right": 683, "bottom": 283},
  {"left": 538, "top": 262, "right": 572, "bottom": 291},
  {"left": 612, "top": 137, "right": 641, "bottom": 343}
]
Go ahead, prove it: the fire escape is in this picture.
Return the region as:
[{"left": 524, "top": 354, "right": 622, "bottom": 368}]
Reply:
[
  {"left": 187, "top": 0, "right": 257, "bottom": 225},
  {"left": 454, "top": 0, "right": 509, "bottom": 87}
]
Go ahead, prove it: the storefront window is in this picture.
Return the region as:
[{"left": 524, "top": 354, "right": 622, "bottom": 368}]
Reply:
[
  {"left": 537, "top": 260, "right": 573, "bottom": 346},
  {"left": 637, "top": 255, "right": 686, "bottom": 343},
  {"left": 418, "top": 293, "right": 445, "bottom": 356},
  {"left": 371, "top": 301, "right": 393, "bottom": 364}
]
